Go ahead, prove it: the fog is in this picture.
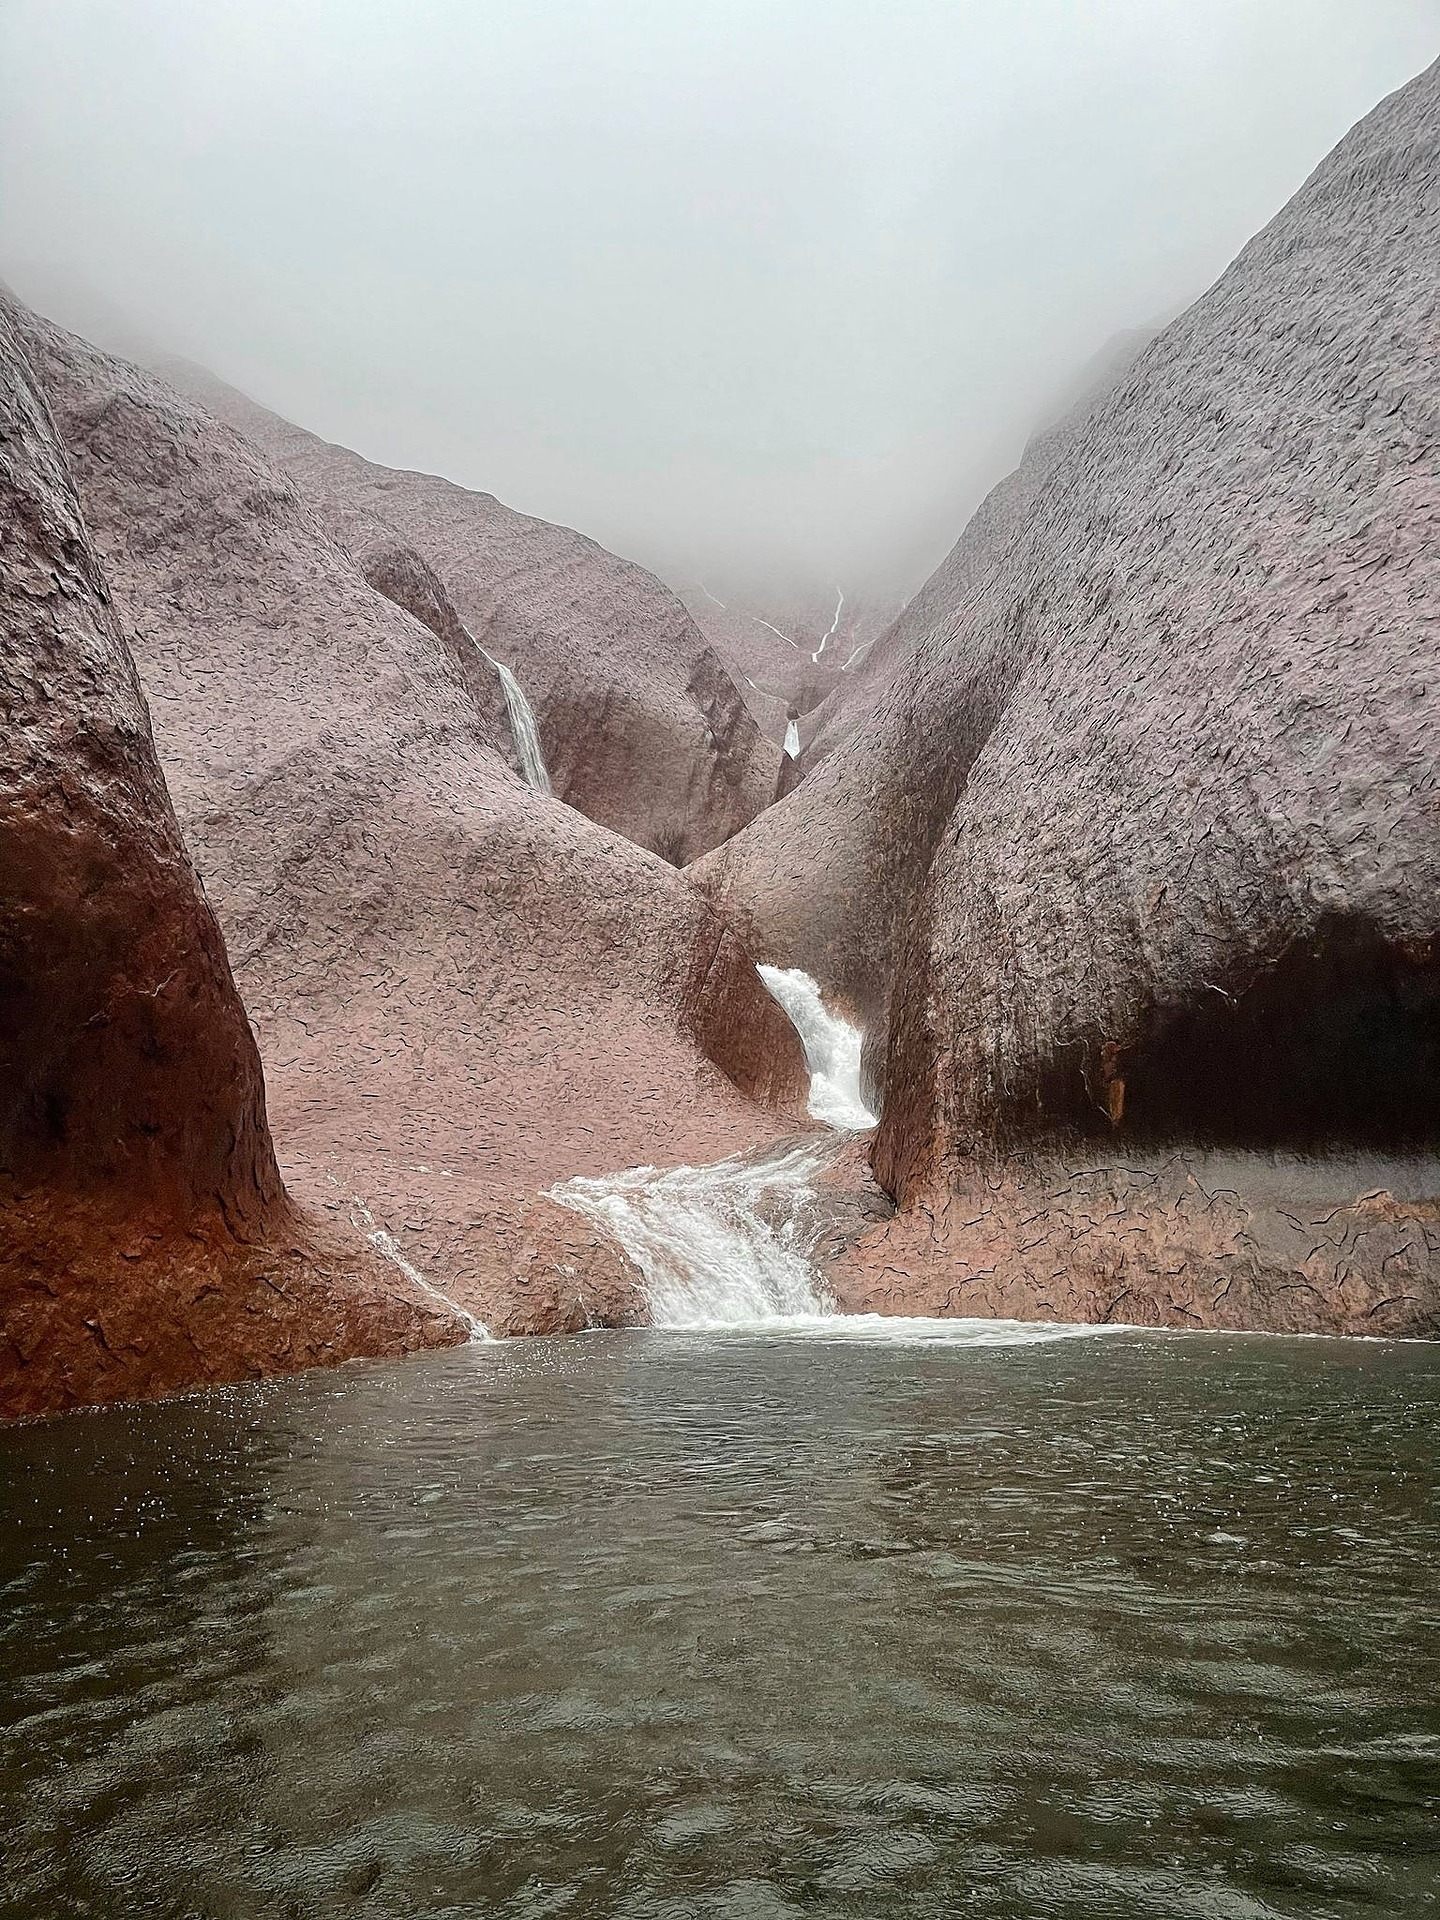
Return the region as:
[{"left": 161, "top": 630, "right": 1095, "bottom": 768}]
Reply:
[{"left": 2, "top": 1, "right": 1435, "bottom": 605}]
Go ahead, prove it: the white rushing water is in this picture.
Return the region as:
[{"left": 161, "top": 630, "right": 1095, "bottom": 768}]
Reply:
[
  {"left": 812, "top": 586, "right": 844, "bottom": 664},
  {"left": 783, "top": 717, "right": 801, "bottom": 759},
  {"left": 551, "top": 1143, "right": 835, "bottom": 1326},
  {"left": 757, "top": 963, "right": 877, "bottom": 1131},
  {"left": 548, "top": 966, "right": 882, "bottom": 1330},
  {"left": 485, "top": 653, "right": 551, "bottom": 792}
]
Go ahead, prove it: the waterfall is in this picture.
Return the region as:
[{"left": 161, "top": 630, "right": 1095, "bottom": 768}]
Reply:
[
  {"left": 550, "top": 1142, "right": 835, "bottom": 1326},
  {"left": 547, "top": 967, "right": 880, "bottom": 1330},
  {"left": 757, "top": 964, "right": 877, "bottom": 1130},
  {"left": 486, "top": 654, "right": 551, "bottom": 792},
  {"left": 812, "top": 586, "right": 844, "bottom": 664},
  {"left": 784, "top": 718, "right": 801, "bottom": 759},
  {"left": 458, "top": 621, "right": 550, "bottom": 792}
]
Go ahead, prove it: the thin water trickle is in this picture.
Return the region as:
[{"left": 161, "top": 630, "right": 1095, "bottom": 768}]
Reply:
[
  {"left": 462, "top": 625, "right": 550, "bottom": 791},
  {"left": 486, "top": 653, "right": 550, "bottom": 792}
]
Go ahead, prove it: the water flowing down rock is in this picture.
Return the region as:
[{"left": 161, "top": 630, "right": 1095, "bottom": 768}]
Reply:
[
  {"left": 156, "top": 361, "right": 782, "bottom": 865},
  {"left": 551, "top": 1143, "right": 837, "bottom": 1327},
  {"left": 702, "top": 59, "right": 1440, "bottom": 1337},
  {"left": 550, "top": 970, "right": 888, "bottom": 1329},
  {"left": 7, "top": 299, "right": 809, "bottom": 1349},
  {"left": 757, "top": 966, "right": 876, "bottom": 1131},
  {"left": 0, "top": 307, "right": 469, "bottom": 1420}
]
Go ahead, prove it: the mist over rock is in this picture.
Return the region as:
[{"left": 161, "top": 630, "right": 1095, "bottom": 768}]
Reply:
[
  {"left": 0, "top": 304, "right": 467, "bottom": 1420},
  {"left": 9, "top": 302, "right": 807, "bottom": 1351},
  {"left": 704, "top": 59, "right": 1440, "bottom": 1335},
  {"left": 156, "top": 362, "right": 782, "bottom": 867}
]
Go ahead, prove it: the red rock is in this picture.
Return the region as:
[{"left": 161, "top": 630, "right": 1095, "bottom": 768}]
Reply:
[
  {"left": 702, "top": 59, "right": 1440, "bottom": 1335},
  {"left": 12, "top": 304, "right": 807, "bottom": 1343},
  {"left": 0, "top": 305, "right": 468, "bottom": 1421}
]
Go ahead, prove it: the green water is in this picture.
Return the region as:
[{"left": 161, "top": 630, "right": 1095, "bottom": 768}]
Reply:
[{"left": 2, "top": 1326, "right": 1437, "bottom": 1917}]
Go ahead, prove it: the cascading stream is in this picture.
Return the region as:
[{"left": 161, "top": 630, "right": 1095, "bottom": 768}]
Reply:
[
  {"left": 784, "top": 718, "right": 801, "bottom": 759},
  {"left": 460, "top": 623, "right": 551, "bottom": 792},
  {"left": 549, "top": 966, "right": 876, "bottom": 1328},
  {"left": 485, "top": 653, "right": 551, "bottom": 792},
  {"left": 757, "top": 964, "right": 877, "bottom": 1130},
  {"left": 551, "top": 1143, "right": 836, "bottom": 1326}
]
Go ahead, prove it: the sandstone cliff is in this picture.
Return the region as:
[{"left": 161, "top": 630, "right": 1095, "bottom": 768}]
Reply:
[
  {"left": 156, "top": 363, "right": 782, "bottom": 865},
  {"left": 0, "top": 307, "right": 468, "bottom": 1420},
  {"left": 12, "top": 304, "right": 807, "bottom": 1341},
  {"left": 707, "top": 60, "right": 1440, "bottom": 1335}
]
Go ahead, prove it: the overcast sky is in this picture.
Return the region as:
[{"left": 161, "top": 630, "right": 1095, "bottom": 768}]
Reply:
[{"left": 2, "top": 1, "right": 1436, "bottom": 603}]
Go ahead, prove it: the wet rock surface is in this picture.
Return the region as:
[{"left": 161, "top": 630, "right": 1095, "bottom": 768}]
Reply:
[
  {"left": 703, "top": 60, "right": 1440, "bottom": 1332},
  {"left": 0, "top": 305, "right": 466, "bottom": 1421},
  {"left": 159, "top": 364, "right": 782, "bottom": 865},
  {"left": 10, "top": 304, "right": 807, "bottom": 1357}
]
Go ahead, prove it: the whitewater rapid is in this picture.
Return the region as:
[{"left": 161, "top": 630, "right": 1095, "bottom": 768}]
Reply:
[
  {"left": 757, "top": 964, "right": 876, "bottom": 1130},
  {"left": 551, "top": 1142, "right": 834, "bottom": 1325},
  {"left": 549, "top": 965, "right": 878, "bottom": 1329}
]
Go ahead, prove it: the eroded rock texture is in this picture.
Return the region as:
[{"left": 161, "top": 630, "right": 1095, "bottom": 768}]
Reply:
[
  {"left": 11, "top": 304, "right": 806, "bottom": 1339},
  {"left": 157, "top": 364, "right": 782, "bottom": 865},
  {"left": 705, "top": 60, "right": 1440, "bottom": 1333},
  {"left": 0, "top": 308, "right": 467, "bottom": 1420}
]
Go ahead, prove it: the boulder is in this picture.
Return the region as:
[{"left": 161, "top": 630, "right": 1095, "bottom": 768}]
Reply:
[
  {"left": 0, "top": 306, "right": 467, "bottom": 1420},
  {"left": 12, "top": 303, "right": 807, "bottom": 1338}
]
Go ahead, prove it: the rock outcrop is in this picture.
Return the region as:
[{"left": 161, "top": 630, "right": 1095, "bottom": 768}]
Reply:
[
  {"left": 0, "top": 307, "right": 468, "bottom": 1421},
  {"left": 705, "top": 59, "right": 1440, "bottom": 1334},
  {"left": 11, "top": 303, "right": 807, "bottom": 1343},
  {"left": 156, "top": 364, "right": 782, "bottom": 865}
]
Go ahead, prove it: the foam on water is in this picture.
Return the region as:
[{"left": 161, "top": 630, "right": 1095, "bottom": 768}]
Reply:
[
  {"left": 550, "top": 1143, "right": 834, "bottom": 1327},
  {"left": 757, "top": 963, "right": 877, "bottom": 1131}
]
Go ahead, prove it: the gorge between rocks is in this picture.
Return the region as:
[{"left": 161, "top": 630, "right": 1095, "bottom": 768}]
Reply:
[{"left": 2, "top": 23, "right": 1439, "bottom": 1919}]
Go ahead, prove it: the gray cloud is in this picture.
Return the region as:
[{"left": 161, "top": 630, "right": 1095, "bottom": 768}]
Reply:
[{"left": 2, "top": 0, "right": 1436, "bottom": 603}]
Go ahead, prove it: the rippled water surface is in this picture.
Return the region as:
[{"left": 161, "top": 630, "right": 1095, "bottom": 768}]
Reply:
[{"left": 3, "top": 1329, "right": 1438, "bottom": 1918}]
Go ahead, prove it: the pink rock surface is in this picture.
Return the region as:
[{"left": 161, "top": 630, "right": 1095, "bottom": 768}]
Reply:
[
  {"left": 14, "top": 306, "right": 807, "bottom": 1341},
  {"left": 703, "top": 59, "right": 1440, "bottom": 1335},
  {"left": 0, "top": 303, "right": 467, "bottom": 1421},
  {"left": 160, "top": 364, "right": 783, "bottom": 866}
]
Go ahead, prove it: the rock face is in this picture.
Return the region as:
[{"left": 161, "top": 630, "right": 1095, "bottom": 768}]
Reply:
[
  {"left": 677, "top": 582, "right": 897, "bottom": 764},
  {"left": 706, "top": 60, "right": 1440, "bottom": 1334},
  {"left": 157, "top": 364, "right": 781, "bottom": 866},
  {"left": 12, "top": 304, "right": 807, "bottom": 1343},
  {"left": 0, "top": 307, "right": 467, "bottom": 1421}
]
